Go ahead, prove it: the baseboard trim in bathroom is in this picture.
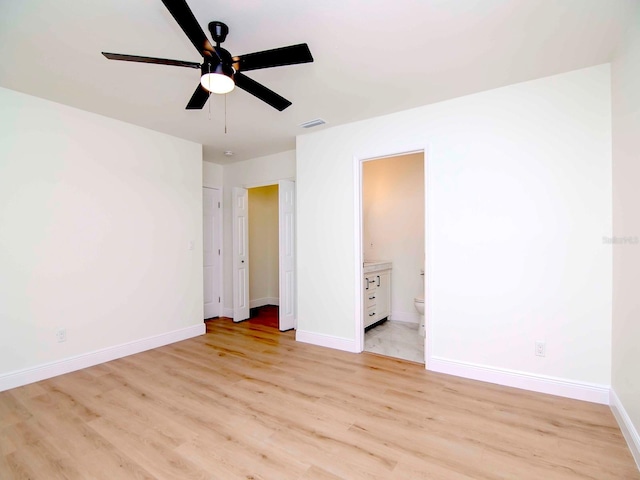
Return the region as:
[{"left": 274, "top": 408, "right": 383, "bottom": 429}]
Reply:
[
  {"left": 429, "top": 356, "right": 610, "bottom": 404},
  {"left": 389, "top": 311, "right": 420, "bottom": 323}
]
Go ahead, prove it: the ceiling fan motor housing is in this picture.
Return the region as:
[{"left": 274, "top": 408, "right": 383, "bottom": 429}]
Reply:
[
  {"left": 201, "top": 58, "right": 234, "bottom": 79},
  {"left": 202, "top": 45, "right": 234, "bottom": 77},
  {"left": 209, "top": 21, "right": 229, "bottom": 45}
]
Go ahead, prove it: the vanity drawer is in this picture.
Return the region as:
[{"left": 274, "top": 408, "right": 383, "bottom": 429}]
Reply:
[{"left": 364, "top": 290, "right": 377, "bottom": 309}]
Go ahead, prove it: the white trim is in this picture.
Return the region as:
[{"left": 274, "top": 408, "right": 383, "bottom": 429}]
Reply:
[
  {"left": 429, "top": 356, "right": 610, "bottom": 404},
  {"left": 250, "top": 297, "right": 279, "bottom": 308},
  {"left": 242, "top": 177, "right": 295, "bottom": 190},
  {"left": 296, "top": 330, "right": 360, "bottom": 353},
  {"left": 423, "top": 145, "right": 433, "bottom": 369},
  {"left": 389, "top": 311, "right": 419, "bottom": 323},
  {"left": 610, "top": 389, "right": 640, "bottom": 470},
  {"left": 218, "top": 187, "right": 224, "bottom": 319},
  {"left": 0, "top": 324, "right": 206, "bottom": 393},
  {"left": 354, "top": 154, "right": 364, "bottom": 352}
]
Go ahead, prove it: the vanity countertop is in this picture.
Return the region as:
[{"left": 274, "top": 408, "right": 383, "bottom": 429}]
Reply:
[{"left": 363, "top": 261, "right": 392, "bottom": 273}]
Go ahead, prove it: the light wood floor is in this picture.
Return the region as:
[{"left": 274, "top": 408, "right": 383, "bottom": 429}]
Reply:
[{"left": 1, "top": 318, "right": 638, "bottom": 479}]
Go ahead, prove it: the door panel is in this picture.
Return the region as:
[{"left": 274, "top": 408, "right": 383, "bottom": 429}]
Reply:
[
  {"left": 279, "top": 180, "right": 296, "bottom": 330},
  {"left": 232, "top": 187, "right": 250, "bottom": 322},
  {"left": 203, "top": 187, "right": 221, "bottom": 319}
]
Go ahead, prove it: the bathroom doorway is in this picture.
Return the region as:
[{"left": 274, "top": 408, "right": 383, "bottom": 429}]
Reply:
[{"left": 360, "top": 152, "right": 425, "bottom": 363}]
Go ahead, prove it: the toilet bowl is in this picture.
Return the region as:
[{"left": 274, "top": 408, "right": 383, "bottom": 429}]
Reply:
[{"left": 414, "top": 295, "right": 425, "bottom": 337}]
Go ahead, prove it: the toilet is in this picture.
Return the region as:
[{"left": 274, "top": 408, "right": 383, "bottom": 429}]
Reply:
[{"left": 414, "top": 295, "right": 425, "bottom": 337}]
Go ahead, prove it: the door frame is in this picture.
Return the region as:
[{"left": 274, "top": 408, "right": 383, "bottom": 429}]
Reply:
[
  {"left": 353, "top": 146, "right": 432, "bottom": 367},
  {"left": 232, "top": 178, "right": 297, "bottom": 330}
]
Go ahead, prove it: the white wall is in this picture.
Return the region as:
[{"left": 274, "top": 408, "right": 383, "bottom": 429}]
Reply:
[
  {"left": 363, "top": 153, "right": 425, "bottom": 322},
  {"left": 203, "top": 161, "right": 223, "bottom": 188},
  {"left": 248, "top": 185, "right": 279, "bottom": 307},
  {"left": 221, "top": 150, "right": 295, "bottom": 313},
  {"left": 0, "top": 87, "right": 203, "bottom": 387},
  {"left": 297, "top": 65, "right": 612, "bottom": 394},
  {"left": 611, "top": 2, "right": 640, "bottom": 465}
]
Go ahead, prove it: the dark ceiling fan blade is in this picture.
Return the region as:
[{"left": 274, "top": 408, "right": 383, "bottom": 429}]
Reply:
[
  {"left": 233, "top": 43, "right": 313, "bottom": 72},
  {"left": 234, "top": 72, "right": 292, "bottom": 111},
  {"left": 186, "top": 84, "right": 210, "bottom": 109},
  {"left": 102, "top": 52, "right": 200, "bottom": 69},
  {"left": 161, "top": 0, "right": 214, "bottom": 55}
]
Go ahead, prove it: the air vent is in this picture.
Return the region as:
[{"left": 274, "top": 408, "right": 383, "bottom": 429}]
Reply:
[{"left": 299, "top": 118, "right": 327, "bottom": 129}]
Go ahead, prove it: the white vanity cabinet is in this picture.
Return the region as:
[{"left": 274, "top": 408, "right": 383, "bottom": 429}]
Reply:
[{"left": 363, "top": 262, "right": 391, "bottom": 329}]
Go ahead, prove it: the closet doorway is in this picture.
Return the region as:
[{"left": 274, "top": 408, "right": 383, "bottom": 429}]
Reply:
[{"left": 232, "top": 180, "right": 296, "bottom": 330}]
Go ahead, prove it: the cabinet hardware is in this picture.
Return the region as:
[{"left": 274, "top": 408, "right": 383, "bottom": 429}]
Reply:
[
  {"left": 376, "top": 275, "right": 380, "bottom": 287},
  {"left": 369, "top": 312, "right": 376, "bottom": 317},
  {"left": 368, "top": 295, "right": 375, "bottom": 300}
]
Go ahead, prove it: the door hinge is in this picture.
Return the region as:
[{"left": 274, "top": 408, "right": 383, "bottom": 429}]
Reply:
[
  {"left": 218, "top": 202, "right": 221, "bottom": 208},
  {"left": 218, "top": 249, "right": 221, "bottom": 255},
  {"left": 218, "top": 297, "right": 220, "bottom": 303}
]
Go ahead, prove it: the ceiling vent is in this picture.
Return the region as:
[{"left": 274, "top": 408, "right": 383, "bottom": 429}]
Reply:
[{"left": 299, "top": 118, "right": 326, "bottom": 129}]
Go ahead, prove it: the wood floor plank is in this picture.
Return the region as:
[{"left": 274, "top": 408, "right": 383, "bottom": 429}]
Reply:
[{"left": 0, "top": 317, "right": 638, "bottom": 480}]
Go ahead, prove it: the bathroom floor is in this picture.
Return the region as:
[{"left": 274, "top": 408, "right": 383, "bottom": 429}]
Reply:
[{"left": 364, "top": 320, "right": 424, "bottom": 363}]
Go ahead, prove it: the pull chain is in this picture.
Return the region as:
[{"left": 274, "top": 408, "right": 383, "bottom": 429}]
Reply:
[
  {"left": 224, "top": 93, "right": 227, "bottom": 134},
  {"left": 207, "top": 63, "right": 212, "bottom": 121}
]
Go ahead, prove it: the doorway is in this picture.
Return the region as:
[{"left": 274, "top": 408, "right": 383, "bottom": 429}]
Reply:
[
  {"left": 232, "top": 180, "right": 296, "bottom": 331},
  {"left": 248, "top": 185, "right": 279, "bottom": 326},
  {"left": 359, "top": 152, "right": 425, "bottom": 363}
]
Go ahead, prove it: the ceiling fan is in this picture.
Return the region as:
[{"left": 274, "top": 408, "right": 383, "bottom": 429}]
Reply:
[{"left": 102, "top": 0, "right": 313, "bottom": 111}]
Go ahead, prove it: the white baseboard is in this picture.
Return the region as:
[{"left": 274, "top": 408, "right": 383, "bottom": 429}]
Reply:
[
  {"left": 250, "top": 297, "right": 279, "bottom": 308},
  {"left": 428, "top": 356, "right": 610, "bottom": 405},
  {"left": 0, "top": 324, "right": 206, "bottom": 393},
  {"left": 204, "top": 304, "right": 221, "bottom": 319},
  {"left": 296, "top": 329, "right": 360, "bottom": 353},
  {"left": 610, "top": 389, "right": 640, "bottom": 470},
  {"left": 389, "top": 310, "right": 419, "bottom": 323}
]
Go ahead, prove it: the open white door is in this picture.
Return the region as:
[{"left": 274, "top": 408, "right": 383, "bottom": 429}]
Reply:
[
  {"left": 203, "top": 187, "right": 221, "bottom": 319},
  {"left": 232, "top": 187, "right": 250, "bottom": 322},
  {"left": 278, "top": 180, "right": 296, "bottom": 331}
]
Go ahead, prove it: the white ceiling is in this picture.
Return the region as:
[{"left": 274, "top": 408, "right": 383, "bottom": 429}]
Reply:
[{"left": 0, "top": 0, "right": 635, "bottom": 164}]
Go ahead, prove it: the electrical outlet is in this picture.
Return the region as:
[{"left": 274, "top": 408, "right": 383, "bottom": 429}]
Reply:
[
  {"left": 56, "top": 328, "right": 67, "bottom": 343},
  {"left": 535, "top": 340, "right": 545, "bottom": 357}
]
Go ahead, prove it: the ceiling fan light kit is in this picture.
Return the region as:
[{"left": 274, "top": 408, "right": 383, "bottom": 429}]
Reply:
[
  {"left": 200, "top": 63, "right": 235, "bottom": 94},
  {"left": 101, "top": 0, "right": 313, "bottom": 111}
]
